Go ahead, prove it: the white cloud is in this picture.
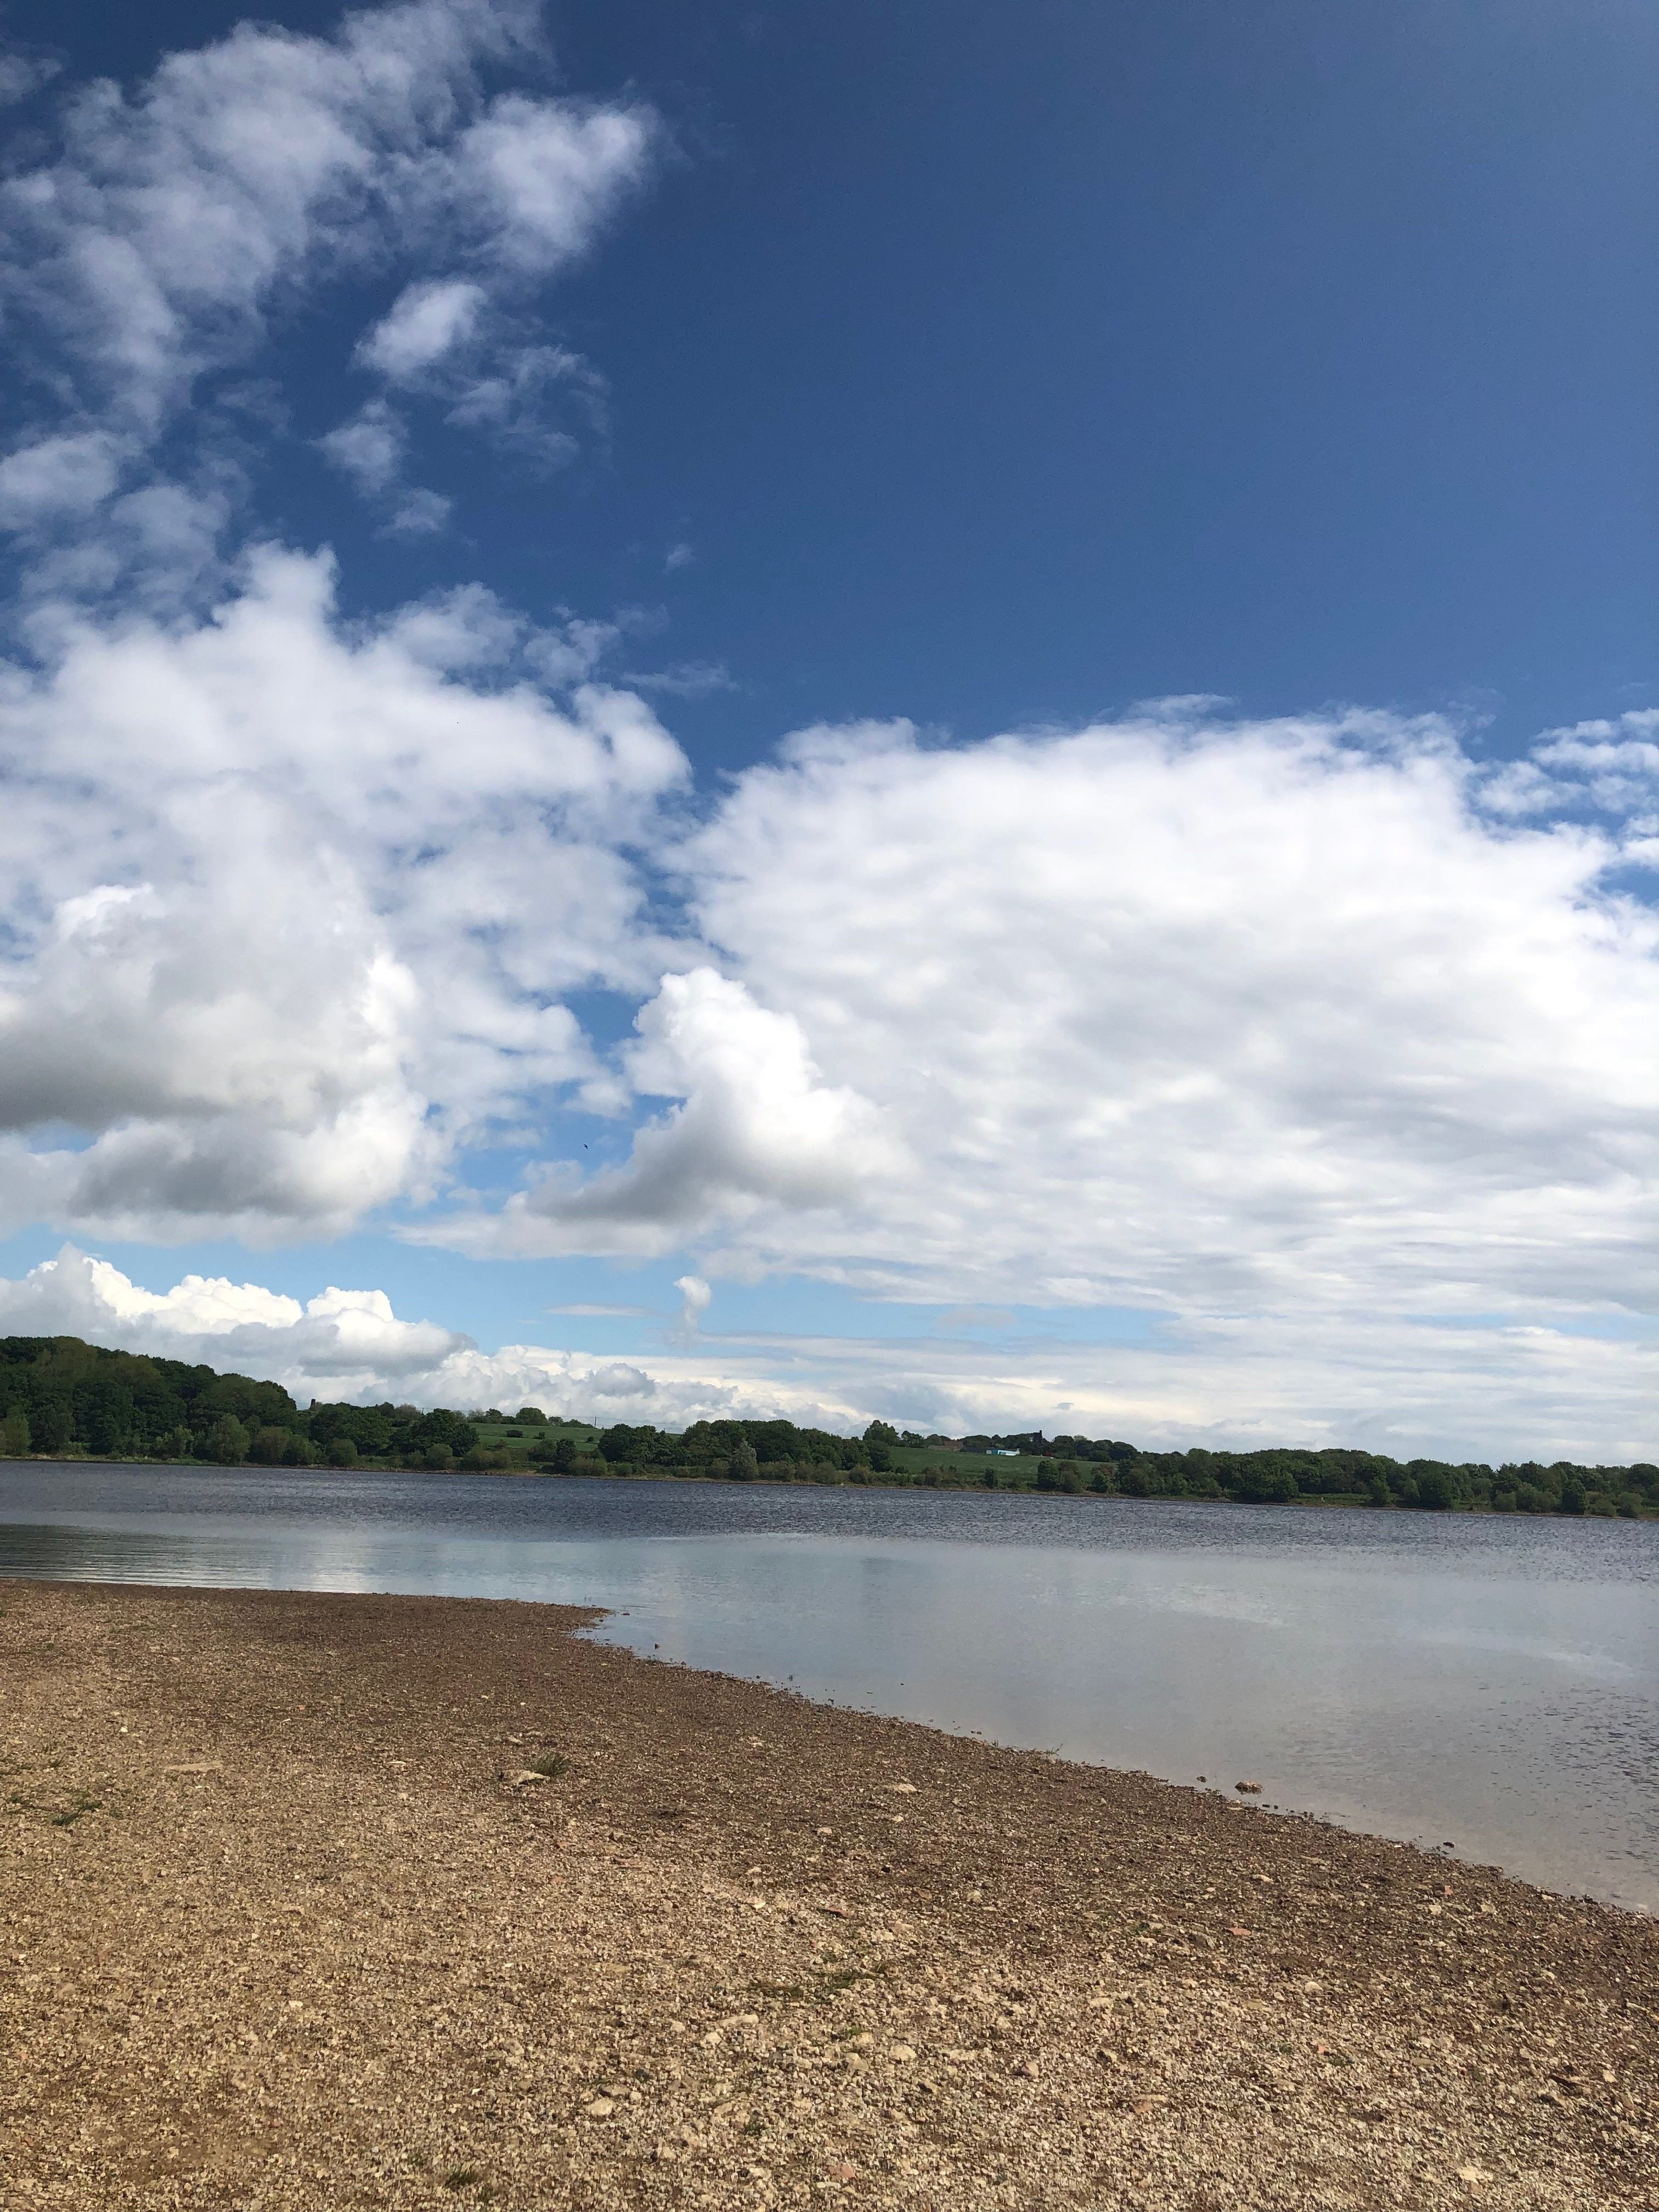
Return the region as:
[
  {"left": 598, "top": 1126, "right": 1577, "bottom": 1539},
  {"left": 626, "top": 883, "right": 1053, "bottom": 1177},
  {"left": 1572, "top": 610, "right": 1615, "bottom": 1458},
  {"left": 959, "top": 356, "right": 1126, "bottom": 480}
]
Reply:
[
  {"left": 0, "top": 54, "right": 60, "bottom": 106},
  {"left": 674, "top": 1273, "right": 712, "bottom": 1335},
  {"left": 391, "top": 701, "right": 1656, "bottom": 1458},
  {"left": 0, "top": 546, "right": 687, "bottom": 1240},
  {"left": 449, "top": 967, "right": 905, "bottom": 1257},
  {"left": 558, "top": 712, "right": 1655, "bottom": 1329},
  {"left": 319, "top": 398, "right": 407, "bottom": 495},
  {"left": 0, "top": 0, "right": 656, "bottom": 563},
  {"left": 0, "top": 431, "right": 125, "bottom": 527},
  {"left": 358, "top": 276, "right": 486, "bottom": 379}
]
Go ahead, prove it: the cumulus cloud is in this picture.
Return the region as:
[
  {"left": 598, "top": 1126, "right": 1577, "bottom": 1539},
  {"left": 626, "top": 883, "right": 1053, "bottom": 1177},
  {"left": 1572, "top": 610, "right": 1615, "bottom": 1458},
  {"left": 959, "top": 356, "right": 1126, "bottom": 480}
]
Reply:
[
  {"left": 0, "top": 546, "right": 687, "bottom": 1239},
  {"left": 446, "top": 968, "right": 905, "bottom": 1256},
  {"left": 622, "top": 712, "right": 1659, "bottom": 1327}
]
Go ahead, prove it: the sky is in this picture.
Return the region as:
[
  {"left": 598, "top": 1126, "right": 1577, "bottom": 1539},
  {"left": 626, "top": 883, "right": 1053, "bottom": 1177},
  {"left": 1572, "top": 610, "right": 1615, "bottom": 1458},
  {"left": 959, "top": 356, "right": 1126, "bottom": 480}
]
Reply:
[{"left": 0, "top": 0, "right": 1653, "bottom": 1458}]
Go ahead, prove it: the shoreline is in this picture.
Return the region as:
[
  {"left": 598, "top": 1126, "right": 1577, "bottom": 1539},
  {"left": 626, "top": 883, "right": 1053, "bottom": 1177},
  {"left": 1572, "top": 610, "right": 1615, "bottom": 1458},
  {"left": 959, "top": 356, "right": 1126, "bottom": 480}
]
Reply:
[{"left": 2, "top": 1580, "right": 1655, "bottom": 2209}]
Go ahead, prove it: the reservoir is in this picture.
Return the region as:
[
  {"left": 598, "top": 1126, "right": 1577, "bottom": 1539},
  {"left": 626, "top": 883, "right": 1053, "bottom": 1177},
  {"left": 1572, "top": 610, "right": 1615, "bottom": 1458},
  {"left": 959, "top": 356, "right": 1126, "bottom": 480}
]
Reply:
[{"left": 2, "top": 1463, "right": 1654, "bottom": 1910}]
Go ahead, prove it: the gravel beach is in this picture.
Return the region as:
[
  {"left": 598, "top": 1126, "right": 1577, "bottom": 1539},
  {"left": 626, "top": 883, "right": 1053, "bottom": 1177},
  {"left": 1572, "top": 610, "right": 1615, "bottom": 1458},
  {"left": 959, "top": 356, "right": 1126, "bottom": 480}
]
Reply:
[{"left": 1, "top": 1580, "right": 1654, "bottom": 2211}]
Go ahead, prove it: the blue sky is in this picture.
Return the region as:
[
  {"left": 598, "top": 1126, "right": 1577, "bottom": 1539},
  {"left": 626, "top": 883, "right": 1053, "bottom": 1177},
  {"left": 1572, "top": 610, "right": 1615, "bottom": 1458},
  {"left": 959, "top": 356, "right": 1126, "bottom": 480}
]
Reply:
[{"left": 0, "top": 0, "right": 1653, "bottom": 1454}]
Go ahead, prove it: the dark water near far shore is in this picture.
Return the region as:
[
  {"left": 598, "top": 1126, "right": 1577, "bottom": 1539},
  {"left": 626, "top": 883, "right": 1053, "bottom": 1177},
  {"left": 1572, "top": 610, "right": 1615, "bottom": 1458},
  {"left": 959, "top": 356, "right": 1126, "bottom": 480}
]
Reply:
[{"left": 2, "top": 1464, "right": 1655, "bottom": 1911}]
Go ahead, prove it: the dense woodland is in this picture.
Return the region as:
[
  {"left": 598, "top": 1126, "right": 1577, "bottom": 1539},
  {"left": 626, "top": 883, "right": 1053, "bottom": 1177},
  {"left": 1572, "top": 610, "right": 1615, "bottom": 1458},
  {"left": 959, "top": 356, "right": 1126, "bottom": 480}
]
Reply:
[{"left": 1, "top": 1335, "right": 1653, "bottom": 1518}]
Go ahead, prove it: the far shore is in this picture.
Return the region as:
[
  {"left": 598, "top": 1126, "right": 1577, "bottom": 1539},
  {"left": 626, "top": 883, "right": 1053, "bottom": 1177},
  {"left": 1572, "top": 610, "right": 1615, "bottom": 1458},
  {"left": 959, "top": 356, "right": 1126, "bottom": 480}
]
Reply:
[
  {"left": 4, "top": 1451, "right": 1652, "bottom": 1516},
  {"left": 2, "top": 1578, "right": 1655, "bottom": 2210}
]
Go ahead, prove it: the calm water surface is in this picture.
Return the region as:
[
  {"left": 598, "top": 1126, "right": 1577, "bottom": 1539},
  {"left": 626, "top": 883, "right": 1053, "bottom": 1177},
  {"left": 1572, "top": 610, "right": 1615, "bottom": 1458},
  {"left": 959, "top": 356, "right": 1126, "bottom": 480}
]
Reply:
[{"left": 2, "top": 1465, "right": 1655, "bottom": 1910}]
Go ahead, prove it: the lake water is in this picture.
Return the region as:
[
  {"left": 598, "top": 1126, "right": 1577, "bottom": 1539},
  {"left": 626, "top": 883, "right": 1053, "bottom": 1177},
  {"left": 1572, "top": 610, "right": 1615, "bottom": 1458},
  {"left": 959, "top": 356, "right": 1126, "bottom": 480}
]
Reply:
[{"left": 2, "top": 1464, "right": 1655, "bottom": 1910}]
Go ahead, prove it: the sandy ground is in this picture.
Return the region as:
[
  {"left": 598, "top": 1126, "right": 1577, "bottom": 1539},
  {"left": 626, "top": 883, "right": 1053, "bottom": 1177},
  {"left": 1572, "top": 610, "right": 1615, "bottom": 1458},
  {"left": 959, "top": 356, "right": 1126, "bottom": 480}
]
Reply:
[{"left": 0, "top": 1581, "right": 1654, "bottom": 2212}]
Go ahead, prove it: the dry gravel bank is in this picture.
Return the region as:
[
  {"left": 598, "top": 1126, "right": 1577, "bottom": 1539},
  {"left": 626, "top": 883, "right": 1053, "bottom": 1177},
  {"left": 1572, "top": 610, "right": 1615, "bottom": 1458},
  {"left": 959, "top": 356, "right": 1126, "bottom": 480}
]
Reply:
[{"left": 0, "top": 1581, "right": 1654, "bottom": 2211}]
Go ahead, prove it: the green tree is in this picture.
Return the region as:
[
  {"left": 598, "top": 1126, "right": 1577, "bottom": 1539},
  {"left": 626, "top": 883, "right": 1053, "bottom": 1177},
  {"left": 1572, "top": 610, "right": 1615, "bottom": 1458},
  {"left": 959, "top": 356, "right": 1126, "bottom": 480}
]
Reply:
[
  {"left": 863, "top": 1420, "right": 900, "bottom": 1449},
  {"left": 201, "top": 1414, "right": 250, "bottom": 1465},
  {"left": 731, "top": 1440, "right": 760, "bottom": 1480},
  {"left": 0, "top": 1408, "right": 31, "bottom": 1457}
]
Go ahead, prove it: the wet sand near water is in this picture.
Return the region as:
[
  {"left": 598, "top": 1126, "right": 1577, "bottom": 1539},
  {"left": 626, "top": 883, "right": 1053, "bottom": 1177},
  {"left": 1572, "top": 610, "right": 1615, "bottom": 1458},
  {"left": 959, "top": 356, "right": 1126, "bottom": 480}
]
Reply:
[{"left": 1, "top": 1581, "right": 1654, "bottom": 2210}]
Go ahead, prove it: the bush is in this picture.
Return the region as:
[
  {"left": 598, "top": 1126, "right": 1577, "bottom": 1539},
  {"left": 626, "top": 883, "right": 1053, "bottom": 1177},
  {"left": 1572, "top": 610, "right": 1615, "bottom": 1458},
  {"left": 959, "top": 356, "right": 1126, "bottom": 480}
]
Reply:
[
  {"left": 422, "top": 1444, "right": 454, "bottom": 1471},
  {"left": 328, "top": 1437, "right": 358, "bottom": 1468},
  {"left": 249, "top": 1425, "right": 291, "bottom": 1466}
]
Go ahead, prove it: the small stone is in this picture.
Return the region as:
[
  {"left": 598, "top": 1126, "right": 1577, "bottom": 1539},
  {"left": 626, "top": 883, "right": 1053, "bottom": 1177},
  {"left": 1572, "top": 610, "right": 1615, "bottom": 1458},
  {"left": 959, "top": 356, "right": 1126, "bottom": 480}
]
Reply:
[
  {"left": 889, "top": 2043, "right": 917, "bottom": 2062},
  {"left": 1234, "top": 1780, "right": 1263, "bottom": 1795},
  {"left": 884, "top": 1781, "right": 917, "bottom": 1795},
  {"left": 1457, "top": 2166, "right": 1494, "bottom": 2188},
  {"left": 583, "top": 2096, "right": 614, "bottom": 2118}
]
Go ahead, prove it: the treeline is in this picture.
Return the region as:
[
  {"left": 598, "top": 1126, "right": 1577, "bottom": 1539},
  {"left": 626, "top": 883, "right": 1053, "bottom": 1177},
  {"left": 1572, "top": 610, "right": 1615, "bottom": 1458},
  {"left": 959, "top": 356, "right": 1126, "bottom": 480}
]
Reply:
[
  {"left": 0, "top": 1336, "right": 1652, "bottom": 1517},
  {"left": 0, "top": 1335, "right": 492, "bottom": 1469},
  {"left": 580, "top": 1420, "right": 1657, "bottom": 1517}
]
